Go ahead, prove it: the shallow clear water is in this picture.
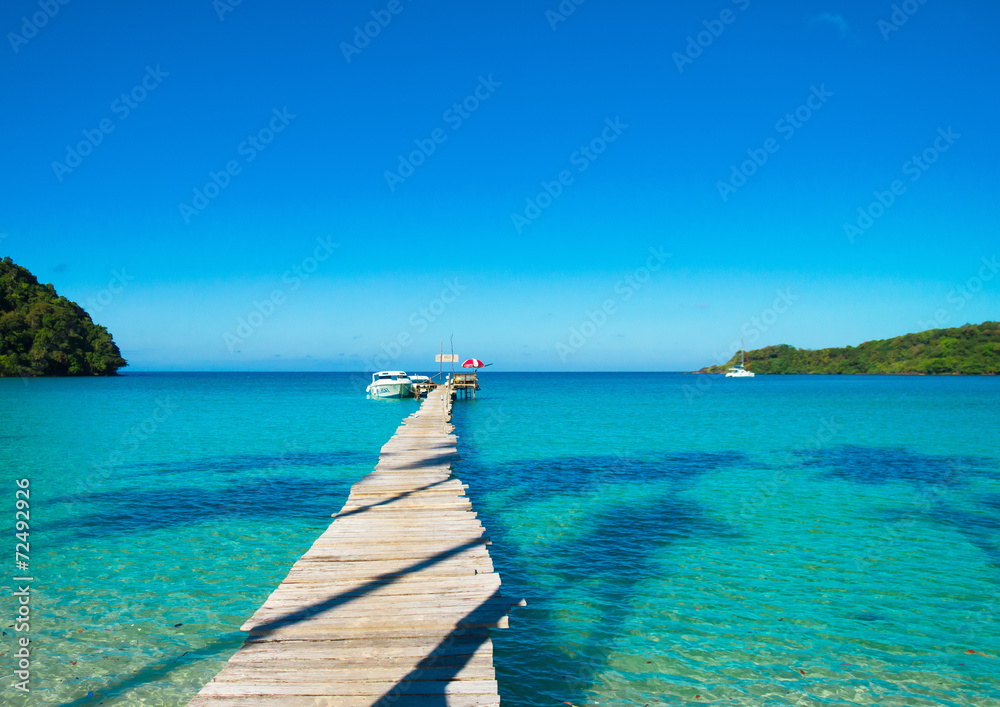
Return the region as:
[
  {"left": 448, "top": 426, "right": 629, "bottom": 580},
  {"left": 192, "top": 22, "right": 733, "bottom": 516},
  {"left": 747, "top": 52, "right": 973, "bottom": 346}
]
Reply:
[{"left": 1, "top": 373, "right": 998, "bottom": 706}]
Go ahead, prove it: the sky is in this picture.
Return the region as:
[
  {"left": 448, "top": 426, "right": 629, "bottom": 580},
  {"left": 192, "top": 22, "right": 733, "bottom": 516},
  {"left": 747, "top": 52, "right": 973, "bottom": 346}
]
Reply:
[{"left": 1, "top": 0, "right": 997, "bottom": 372}]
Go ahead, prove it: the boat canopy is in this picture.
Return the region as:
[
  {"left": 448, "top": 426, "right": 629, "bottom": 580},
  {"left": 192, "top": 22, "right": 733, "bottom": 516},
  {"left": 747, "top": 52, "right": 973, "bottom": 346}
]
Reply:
[{"left": 372, "top": 371, "right": 410, "bottom": 381}]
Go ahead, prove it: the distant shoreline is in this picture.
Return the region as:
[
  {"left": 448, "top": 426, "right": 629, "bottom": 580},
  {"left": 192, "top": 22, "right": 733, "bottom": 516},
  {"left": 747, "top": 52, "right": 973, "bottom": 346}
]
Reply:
[
  {"left": 700, "top": 322, "right": 998, "bottom": 376},
  {"left": 688, "top": 371, "right": 998, "bottom": 376}
]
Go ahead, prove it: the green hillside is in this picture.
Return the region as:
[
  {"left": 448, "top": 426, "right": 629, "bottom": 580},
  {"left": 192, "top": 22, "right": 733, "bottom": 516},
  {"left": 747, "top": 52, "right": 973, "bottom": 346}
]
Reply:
[
  {"left": 699, "top": 322, "right": 999, "bottom": 375},
  {"left": 0, "top": 257, "right": 127, "bottom": 377}
]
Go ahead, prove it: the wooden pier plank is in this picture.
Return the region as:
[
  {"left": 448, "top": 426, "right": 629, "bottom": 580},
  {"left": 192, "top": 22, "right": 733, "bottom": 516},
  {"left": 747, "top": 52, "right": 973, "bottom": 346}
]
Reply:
[{"left": 188, "top": 385, "right": 517, "bottom": 706}]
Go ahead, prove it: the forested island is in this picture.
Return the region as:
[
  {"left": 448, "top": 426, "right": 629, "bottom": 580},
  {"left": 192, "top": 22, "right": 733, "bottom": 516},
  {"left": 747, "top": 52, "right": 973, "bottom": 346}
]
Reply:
[
  {"left": 698, "top": 322, "right": 999, "bottom": 375},
  {"left": 0, "top": 257, "right": 127, "bottom": 376}
]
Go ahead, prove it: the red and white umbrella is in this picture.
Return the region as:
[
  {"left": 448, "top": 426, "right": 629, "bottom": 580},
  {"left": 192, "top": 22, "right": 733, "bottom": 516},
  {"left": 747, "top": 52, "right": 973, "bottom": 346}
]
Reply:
[{"left": 462, "top": 359, "right": 486, "bottom": 368}]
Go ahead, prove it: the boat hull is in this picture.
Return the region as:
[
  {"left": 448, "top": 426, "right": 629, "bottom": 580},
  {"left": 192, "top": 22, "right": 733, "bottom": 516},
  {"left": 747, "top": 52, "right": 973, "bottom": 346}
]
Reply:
[{"left": 367, "top": 382, "right": 413, "bottom": 399}]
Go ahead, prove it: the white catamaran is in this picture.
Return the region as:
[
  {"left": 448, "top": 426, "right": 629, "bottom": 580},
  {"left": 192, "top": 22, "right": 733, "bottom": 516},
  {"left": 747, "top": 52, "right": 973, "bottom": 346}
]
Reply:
[{"left": 726, "top": 340, "right": 756, "bottom": 378}]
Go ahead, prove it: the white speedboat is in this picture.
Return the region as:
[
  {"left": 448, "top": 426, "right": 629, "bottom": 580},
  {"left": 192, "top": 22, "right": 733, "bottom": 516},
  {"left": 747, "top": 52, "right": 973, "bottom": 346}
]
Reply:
[
  {"left": 366, "top": 371, "right": 414, "bottom": 398},
  {"left": 408, "top": 374, "right": 432, "bottom": 398},
  {"left": 725, "top": 339, "right": 756, "bottom": 378}
]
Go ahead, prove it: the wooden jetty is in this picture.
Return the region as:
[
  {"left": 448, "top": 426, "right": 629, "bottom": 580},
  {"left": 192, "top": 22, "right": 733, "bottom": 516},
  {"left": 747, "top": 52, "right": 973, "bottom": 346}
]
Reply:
[
  {"left": 188, "top": 384, "right": 520, "bottom": 707},
  {"left": 412, "top": 373, "right": 479, "bottom": 400},
  {"left": 410, "top": 380, "right": 438, "bottom": 399},
  {"left": 449, "top": 372, "right": 480, "bottom": 400}
]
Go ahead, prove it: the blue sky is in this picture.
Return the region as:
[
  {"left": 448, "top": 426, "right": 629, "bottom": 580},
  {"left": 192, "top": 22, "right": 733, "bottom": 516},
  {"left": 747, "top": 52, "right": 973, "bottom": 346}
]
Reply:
[{"left": 2, "top": 0, "right": 997, "bottom": 371}]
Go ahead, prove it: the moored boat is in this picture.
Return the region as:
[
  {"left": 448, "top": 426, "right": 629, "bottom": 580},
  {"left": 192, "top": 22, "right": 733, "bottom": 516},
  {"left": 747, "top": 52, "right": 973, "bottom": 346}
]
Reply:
[
  {"left": 366, "top": 371, "right": 414, "bottom": 398},
  {"left": 725, "top": 339, "right": 756, "bottom": 378},
  {"left": 408, "top": 374, "right": 433, "bottom": 397}
]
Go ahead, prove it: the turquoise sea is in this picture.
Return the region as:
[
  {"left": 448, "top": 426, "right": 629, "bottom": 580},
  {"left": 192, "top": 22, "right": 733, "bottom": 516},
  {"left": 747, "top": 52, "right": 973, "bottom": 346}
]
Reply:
[{"left": 2, "top": 372, "right": 999, "bottom": 706}]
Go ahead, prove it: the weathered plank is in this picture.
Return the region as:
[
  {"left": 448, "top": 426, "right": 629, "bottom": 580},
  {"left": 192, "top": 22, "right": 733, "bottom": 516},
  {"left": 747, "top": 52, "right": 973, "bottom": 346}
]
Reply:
[
  {"left": 227, "top": 642, "right": 494, "bottom": 663},
  {"left": 197, "top": 680, "right": 500, "bottom": 696},
  {"left": 244, "top": 627, "right": 494, "bottom": 644}
]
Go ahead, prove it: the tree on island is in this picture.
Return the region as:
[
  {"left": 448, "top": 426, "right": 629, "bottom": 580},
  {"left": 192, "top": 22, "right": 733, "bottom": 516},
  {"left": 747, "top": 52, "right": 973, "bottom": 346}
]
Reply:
[{"left": 0, "top": 257, "right": 127, "bottom": 377}]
